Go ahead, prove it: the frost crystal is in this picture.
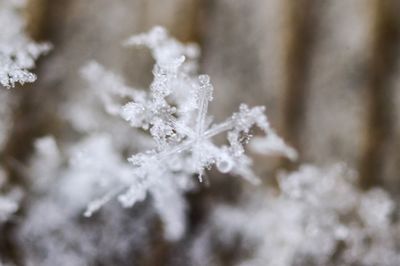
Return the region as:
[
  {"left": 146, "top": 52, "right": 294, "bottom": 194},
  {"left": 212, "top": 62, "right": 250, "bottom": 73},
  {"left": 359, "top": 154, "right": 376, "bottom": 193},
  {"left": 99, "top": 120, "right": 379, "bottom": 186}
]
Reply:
[
  {"left": 0, "top": 0, "right": 51, "bottom": 88},
  {"left": 78, "top": 27, "right": 294, "bottom": 240},
  {"left": 202, "top": 164, "right": 400, "bottom": 266}
]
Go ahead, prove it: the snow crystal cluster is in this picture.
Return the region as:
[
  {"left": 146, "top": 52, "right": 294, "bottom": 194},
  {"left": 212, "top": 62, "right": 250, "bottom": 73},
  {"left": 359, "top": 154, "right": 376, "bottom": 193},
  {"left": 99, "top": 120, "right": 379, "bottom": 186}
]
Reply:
[
  {"left": 192, "top": 164, "right": 400, "bottom": 266},
  {"left": 0, "top": 0, "right": 51, "bottom": 88}
]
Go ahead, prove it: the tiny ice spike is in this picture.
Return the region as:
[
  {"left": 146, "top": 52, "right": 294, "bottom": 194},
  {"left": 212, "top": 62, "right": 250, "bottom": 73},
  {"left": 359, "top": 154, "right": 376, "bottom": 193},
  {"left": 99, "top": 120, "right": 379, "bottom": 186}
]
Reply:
[
  {"left": 81, "top": 26, "right": 295, "bottom": 239},
  {"left": 0, "top": 0, "right": 51, "bottom": 88}
]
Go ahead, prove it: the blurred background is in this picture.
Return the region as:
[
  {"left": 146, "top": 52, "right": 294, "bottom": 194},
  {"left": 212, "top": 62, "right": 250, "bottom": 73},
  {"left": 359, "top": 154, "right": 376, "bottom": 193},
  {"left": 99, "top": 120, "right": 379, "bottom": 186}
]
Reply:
[{"left": 2, "top": 0, "right": 400, "bottom": 265}]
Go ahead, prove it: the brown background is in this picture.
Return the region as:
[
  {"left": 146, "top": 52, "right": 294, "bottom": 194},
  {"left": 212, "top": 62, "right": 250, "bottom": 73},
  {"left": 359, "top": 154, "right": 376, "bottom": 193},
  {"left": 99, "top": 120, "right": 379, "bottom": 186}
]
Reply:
[{"left": 1, "top": 0, "right": 400, "bottom": 265}]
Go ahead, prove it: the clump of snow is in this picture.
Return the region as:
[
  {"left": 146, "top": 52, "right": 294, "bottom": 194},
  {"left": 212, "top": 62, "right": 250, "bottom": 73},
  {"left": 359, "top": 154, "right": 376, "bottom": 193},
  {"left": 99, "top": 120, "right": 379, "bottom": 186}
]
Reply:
[
  {"left": 0, "top": 0, "right": 51, "bottom": 88},
  {"left": 18, "top": 136, "right": 158, "bottom": 266},
  {"left": 192, "top": 164, "right": 400, "bottom": 266}
]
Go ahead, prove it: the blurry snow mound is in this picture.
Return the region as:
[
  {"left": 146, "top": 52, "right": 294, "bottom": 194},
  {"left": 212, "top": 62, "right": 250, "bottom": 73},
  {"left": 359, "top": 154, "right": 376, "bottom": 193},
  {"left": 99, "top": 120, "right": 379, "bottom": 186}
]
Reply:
[{"left": 190, "top": 164, "right": 400, "bottom": 266}]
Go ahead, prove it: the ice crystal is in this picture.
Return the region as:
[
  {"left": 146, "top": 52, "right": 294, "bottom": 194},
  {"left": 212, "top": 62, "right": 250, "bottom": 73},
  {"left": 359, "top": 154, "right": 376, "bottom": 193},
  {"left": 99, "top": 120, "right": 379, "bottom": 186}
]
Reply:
[
  {"left": 78, "top": 27, "right": 294, "bottom": 239},
  {"left": 0, "top": 0, "right": 51, "bottom": 88}
]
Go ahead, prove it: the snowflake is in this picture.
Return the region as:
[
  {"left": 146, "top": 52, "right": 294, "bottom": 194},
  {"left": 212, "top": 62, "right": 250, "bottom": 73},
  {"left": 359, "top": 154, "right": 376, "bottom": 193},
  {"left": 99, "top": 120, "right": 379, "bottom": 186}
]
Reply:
[
  {"left": 76, "top": 26, "right": 295, "bottom": 240},
  {"left": 0, "top": 0, "right": 51, "bottom": 88}
]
